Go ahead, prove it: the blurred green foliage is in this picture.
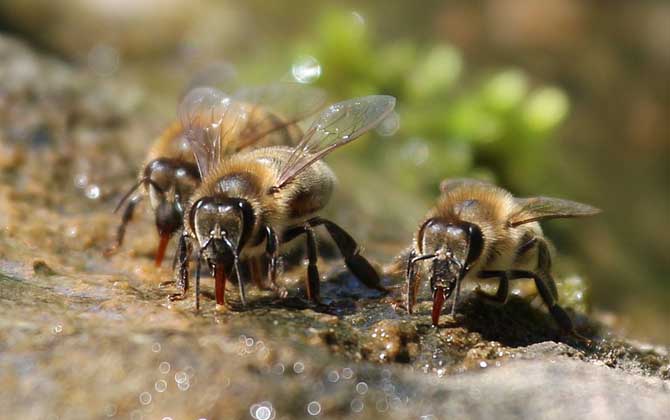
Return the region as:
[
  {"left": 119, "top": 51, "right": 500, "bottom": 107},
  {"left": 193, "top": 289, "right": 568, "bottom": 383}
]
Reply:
[{"left": 287, "top": 9, "right": 570, "bottom": 195}]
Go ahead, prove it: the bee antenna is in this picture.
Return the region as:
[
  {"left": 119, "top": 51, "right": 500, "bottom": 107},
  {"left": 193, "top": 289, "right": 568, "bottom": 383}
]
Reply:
[{"left": 113, "top": 177, "right": 147, "bottom": 213}]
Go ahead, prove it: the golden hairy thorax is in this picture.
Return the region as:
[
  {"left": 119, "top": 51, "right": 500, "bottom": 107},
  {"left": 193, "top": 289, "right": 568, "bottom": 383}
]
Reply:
[
  {"left": 187, "top": 146, "right": 335, "bottom": 237},
  {"left": 145, "top": 120, "right": 195, "bottom": 165}
]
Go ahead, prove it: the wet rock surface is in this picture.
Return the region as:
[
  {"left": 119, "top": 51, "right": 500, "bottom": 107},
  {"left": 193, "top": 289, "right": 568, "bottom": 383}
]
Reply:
[{"left": 1, "top": 35, "right": 668, "bottom": 419}]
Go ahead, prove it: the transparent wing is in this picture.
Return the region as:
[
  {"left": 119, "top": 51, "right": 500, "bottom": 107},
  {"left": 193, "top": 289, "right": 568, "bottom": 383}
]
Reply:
[
  {"left": 509, "top": 196, "right": 601, "bottom": 227},
  {"left": 177, "top": 86, "right": 247, "bottom": 178},
  {"left": 231, "top": 82, "right": 327, "bottom": 149},
  {"left": 180, "top": 61, "right": 238, "bottom": 100},
  {"left": 274, "top": 95, "right": 396, "bottom": 189},
  {"left": 440, "top": 178, "right": 493, "bottom": 194}
]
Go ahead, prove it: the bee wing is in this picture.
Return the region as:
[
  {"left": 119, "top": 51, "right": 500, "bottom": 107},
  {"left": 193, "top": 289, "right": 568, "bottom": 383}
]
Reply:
[
  {"left": 231, "top": 82, "right": 327, "bottom": 149},
  {"left": 177, "top": 86, "right": 246, "bottom": 178},
  {"left": 440, "top": 178, "right": 493, "bottom": 194},
  {"left": 274, "top": 95, "right": 396, "bottom": 189},
  {"left": 509, "top": 196, "right": 601, "bottom": 227},
  {"left": 181, "top": 61, "right": 238, "bottom": 99}
]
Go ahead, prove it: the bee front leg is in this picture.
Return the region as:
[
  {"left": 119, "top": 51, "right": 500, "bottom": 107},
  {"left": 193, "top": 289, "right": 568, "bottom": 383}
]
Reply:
[
  {"left": 104, "top": 196, "right": 141, "bottom": 256},
  {"left": 307, "top": 217, "right": 386, "bottom": 293},
  {"left": 168, "top": 234, "right": 191, "bottom": 302}
]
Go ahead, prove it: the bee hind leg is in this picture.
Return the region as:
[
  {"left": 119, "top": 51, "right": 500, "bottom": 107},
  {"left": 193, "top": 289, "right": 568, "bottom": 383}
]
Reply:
[
  {"left": 508, "top": 269, "right": 590, "bottom": 345},
  {"left": 535, "top": 237, "right": 559, "bottom": 300},
  {"left": 307, "top": 217, "right": 387, "bottom": 294}
]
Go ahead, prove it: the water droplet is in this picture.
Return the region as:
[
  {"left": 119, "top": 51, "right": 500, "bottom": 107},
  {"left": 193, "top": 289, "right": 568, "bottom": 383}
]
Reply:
[
  {"left": 293, "top": 362, "right": 305, "bottom": 374},
  {"left": 350, "top": 398, "right": 364, "bottom": 413},
  {"left": 306, "top": 401, "right": 321, "bottom": 416},
  {"left": 85, "top": 184, "right": 101, "bottom": 200},
  {"left": 151, "top": 342, "right": 161, "bottom": 353},
  {"left": 376, "top": 111, "right": 400, "bottom": 136},
  {"left": 65, "top": 226, "right": 78, "bottom": 238},
  {"left": 175, "top": 371, "right": 188, "bottom": 384},
  {"left": 256, "top": 407, "right": 271, "bottom": 420},
  {"left": 74, "top": 173, "right": 88, "bottom": 188},
  {"left": 292, "top": 56, "right": 321, "bottom": 84},
  {"left": 159, "top": 362, "right": 171, "bottom": 374},
  {"left": 250, "top": 402, "right": 275, "bottom": 420},
  {"left": 327, "top": 370, "right": 340, "bottom": 383},
  {"left": 341, "top": 367, "right": 354, "bottom": 380},
  {"left": 355, "top": 382, "right": 368, "bottom": 395},
  {"left": 245, "top": 337, "right": 254, "bottom": 347},
  {"left": 177, "top": 381, "right": 190, "bottom": 391},
  {"left": 155, "top": 379, "right": 167, "bottom": 393},
  {"left": 51, "top": 324, "right": 63, "bottom": 334},
  {"left": 162, "top": 417, "right": 173, "bottom": 420},
  {"left": 479, "top": 360, "right": 488, "bottom": 368},
  {"left": 139, "top": 391, "right": 152, "bottom": 405}
]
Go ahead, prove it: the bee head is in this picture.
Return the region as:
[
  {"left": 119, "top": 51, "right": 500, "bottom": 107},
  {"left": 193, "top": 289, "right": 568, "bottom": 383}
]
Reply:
[
  {"left": 418, "top": 217, "right": 484, "bottom": 324},
  {"left": 188, "top": 196, "right": 255, "bottom": 263},
  {"left": 144, "top": 158, "right": 200, "bottom": 235}
]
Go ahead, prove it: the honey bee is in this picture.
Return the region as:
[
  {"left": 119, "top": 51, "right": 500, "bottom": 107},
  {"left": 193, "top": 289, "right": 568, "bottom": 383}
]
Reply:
[
  {"left": 105, "top": 83, "right": 326, "bottom": 266},
  {"left": 171, "top": 89, "right": 396, "bottom": 309},
  {"left": 403, "top": 178, "right": 600, "bottom": 336}
]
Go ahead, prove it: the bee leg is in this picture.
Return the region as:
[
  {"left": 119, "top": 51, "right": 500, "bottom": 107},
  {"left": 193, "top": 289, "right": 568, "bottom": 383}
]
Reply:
[
  {"left": 405, "top": 250, "right": 417, "bottom": 314},
  {"left": 282, "top": 225, "right": 320, "bottom": 303},
  {"left": 264, "top": 226, "right": 282, "bottom": 293},
  {"left": 535, "top": 238, "right": 559, "bottom": 300},
  {"left": 449, "top": 276, "right": 462, "bottom": 317},
  {"left": 403, "top": 252, "right": 438, "bottom": 314},
  {"left": 168, "top": 234, "right": 191, "bottom": 302},
  {"left": 304, "top": 226, "right": 321, "bottom": 303},
  {"left": 104, "top": 196, "right": 141, "bottom": 256},
  {"left": 508, "top": 270, "right": 589, "bottom": 343},
  {"left": 307, "top": 217, "right": 387, "bottom": 294},
  {"left": 475, "top": 270, "right": 510, "bottom": 303},
  {"left": 249, "top": 257, "right": 268, "bottom": 290}
]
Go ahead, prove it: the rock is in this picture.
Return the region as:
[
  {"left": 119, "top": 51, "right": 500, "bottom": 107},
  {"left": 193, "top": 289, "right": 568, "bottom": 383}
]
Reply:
[{"left": 0, "top": 33, "right": 668, "bottom": 419}]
